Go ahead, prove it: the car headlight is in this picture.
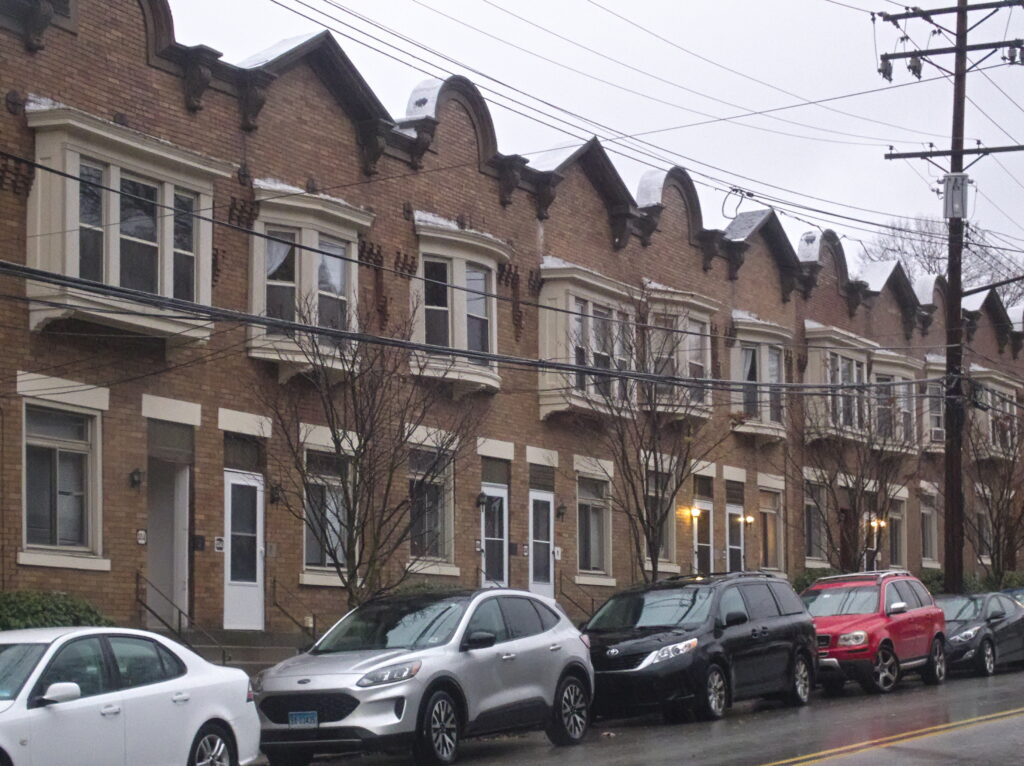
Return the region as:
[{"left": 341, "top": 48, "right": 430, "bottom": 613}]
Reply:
[
  {"left": 837, "top": 631, "right": 868, "bottom": 647},
  {"left": 952, "top": 626, "right": 981, "bottom": 643},
  {"left": 356, "top": 660, "right": 422, "bottom": 688},
  {"left": 640, "top": 638, "right": 698, "bottom": 668}
]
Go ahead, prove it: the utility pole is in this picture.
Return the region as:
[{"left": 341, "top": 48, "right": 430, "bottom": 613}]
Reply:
[{"left": 876, "top": 0, "right": 1024, "bottom": 594}]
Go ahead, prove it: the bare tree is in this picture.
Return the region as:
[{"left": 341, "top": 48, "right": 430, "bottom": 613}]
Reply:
[
  {"left": 261, "top": 300, "right": 486, "bottom": 607},
  {"left": 863, "top": 217, "right": 1024, "bottom": 306},
  {"left": 963, "top": 385, "right": 1024, "bottom": 588},
  {"left": 793, "top": 374, "right": 920, "bottom": 572},
  {"left": 563, "top": 293, "right": 728, "bottom": 583}
]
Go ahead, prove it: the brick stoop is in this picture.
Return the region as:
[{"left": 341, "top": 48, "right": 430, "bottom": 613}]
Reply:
[{"left": 168, "top": 629, "right": 313, "bottom": 676}]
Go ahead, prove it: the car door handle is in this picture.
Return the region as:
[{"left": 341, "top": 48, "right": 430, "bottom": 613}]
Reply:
[
  {"left": 100, "top": 704, "right": 121, "bottom": 717},
  {"left": 500, "top": 652, "right": 517, "bottom": 661},
  {"left": 548, "top": 644, "right": 562, "bottom": 652},
  {"left": 172, "top": 692, "right": 191, "bottom": 704}
]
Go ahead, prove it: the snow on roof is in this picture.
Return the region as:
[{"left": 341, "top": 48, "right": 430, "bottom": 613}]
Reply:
[
  {"left": 962, "top": 290, "right": 989, "bottom": 312},
  {"left": 25, "top": 94, "right": 68, "bottom": 112},
  {"left": 406, "top": 78, "right": 444, "bottom": 119},
  {"left": 526, "top": 144, "right": 580, "bottom": 173},
  {"left": 254, "top": 177, "right": 359, "bottom": 211},
  {"left": 804, "top": 319, "right": 826, "bottom": 329},
  {"left": 796, "top": 231, "right": 822, "bottom": 263},
  {"left": 724, "top": 209, "right": 771, "bottom": 242},
  {"left": 854, "top": 260, "right": 898, "bottom": 291},
  {"left": 642, "top": 277, "right": 679, "bottom": 293},
  {"left": 925, "top": 353, "right": 945, "bottom": 364},
  {"left": 913, "top": 274, "right": 939, "bottom": 305},
  {"left": 413, "top": 210, "right": 503, "bottom": 244},
  {"left": 635, "top": 169, "right": 667, "bottom": 208},
  {"left": 1007, "top": 304, "right": 1024, "bottom": 332},
  {"left": 732, "top": 308, "right": 771, "bottom": 323},
  {"left": 236, "top": 31, "right": 321, "bottom": 69}
]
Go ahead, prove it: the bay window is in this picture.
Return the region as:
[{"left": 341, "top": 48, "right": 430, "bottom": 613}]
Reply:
[
  {"left": 928, "top": 383, "right": 945, "bottom": 443},
  {"left": 317, "top": 236, "right": 348, "bottom": 332},
  {"left": 424, "top": 259, "right": 451, "bottom": 347},
  {"left": 466, "top": 264, "right": 490, "bottom": 360},
  {"left": 265, "top": 229, "right": 297, "bottom": 329},
  {"left": 737, "top": 342, "right": 784, "bottom": 424},
  {"left": 828, "top": 352, "right": 865, "bottom": 429}
]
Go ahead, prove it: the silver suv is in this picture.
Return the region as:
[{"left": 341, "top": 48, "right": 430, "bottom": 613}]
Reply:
[{"left": 255, "top": 588, "right": 593, "bottom": 765}]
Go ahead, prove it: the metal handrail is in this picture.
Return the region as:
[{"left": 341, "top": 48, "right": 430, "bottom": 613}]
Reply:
[
  {"left": 558, "top": 572, "right": 596, "bottom": 618},
  {"left": 271, "top": 578, "right": 321, "bottom": 640},
  {"left": 135, "top": 571, "right": 229, "bottom": 665}
]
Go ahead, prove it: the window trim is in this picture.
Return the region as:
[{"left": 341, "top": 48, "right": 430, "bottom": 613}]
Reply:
[
  {"left": 302, "top": 450, "right": 351, "bottom": 573},
  {"left": 408, "top": 448, "right": 455, "bottom": 565},
  {"left": 758, "top": 487, "right": 783, "bottom": 571},
  {"left": 577, "top": 474, "right": 611, "bottom": 576}
]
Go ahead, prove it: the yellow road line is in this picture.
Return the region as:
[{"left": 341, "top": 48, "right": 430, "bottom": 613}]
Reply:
[{"left": 759, "top": 705, "right": 1024, "bottom": 766}]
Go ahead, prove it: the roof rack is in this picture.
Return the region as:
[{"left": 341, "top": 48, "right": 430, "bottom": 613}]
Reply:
[
  {"left": 665, "top": 570, "right": 781, "bottom": 582},
  {"left": 813, "top": 569, "right": 912, "bottom": 583}
]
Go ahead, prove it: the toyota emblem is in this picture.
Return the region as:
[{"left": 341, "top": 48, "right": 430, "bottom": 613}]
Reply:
[
  {"left": 606, "top": 648, "right": 620, "bottom": 657},
  {"left": 297, "top": 678, "right": 312, "bottom": 685}
]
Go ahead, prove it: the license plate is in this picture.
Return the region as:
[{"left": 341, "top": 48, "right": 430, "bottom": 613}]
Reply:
[{"left": 288, "top": 711, "right": 318, "bottom": 729}]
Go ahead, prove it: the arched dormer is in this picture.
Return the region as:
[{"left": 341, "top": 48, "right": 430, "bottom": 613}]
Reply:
[
  {"left": 635, "top": 167, "right": 704, "bottom": 248},
  {"left": 402, "top": 76, "right": 498, "bottom": 169}
]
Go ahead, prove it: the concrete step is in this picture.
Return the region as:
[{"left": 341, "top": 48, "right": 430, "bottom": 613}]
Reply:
[{"left": 159, "top": 629, "right": 313, "bottom": 675}]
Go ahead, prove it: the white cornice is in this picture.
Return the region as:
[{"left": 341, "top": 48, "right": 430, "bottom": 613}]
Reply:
[{"left": 414, "top": 212, "right": 511, "bottom": 263}]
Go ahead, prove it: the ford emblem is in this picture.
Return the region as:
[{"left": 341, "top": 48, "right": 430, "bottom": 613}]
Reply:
[
  {"left": 297, "top": 678, "right": 312, "bottom": 685},
  {"left": 606, "top": 648, "right": 620, "bottom": 657}
]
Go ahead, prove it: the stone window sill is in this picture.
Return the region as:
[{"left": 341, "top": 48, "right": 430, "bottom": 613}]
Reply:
[
  {"left": 18, "top": 550, "right": 111, "bottom": 572},
  {"left": 407, "top": 560, "right": 461, "bottom": 577},
  {"left": 574, "top": 573, "right": 617, "bottom": 587}
]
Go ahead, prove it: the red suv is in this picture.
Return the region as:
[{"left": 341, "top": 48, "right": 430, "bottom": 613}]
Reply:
[{"left": 802, "top": 570, "right": 946, "bottom": 694}]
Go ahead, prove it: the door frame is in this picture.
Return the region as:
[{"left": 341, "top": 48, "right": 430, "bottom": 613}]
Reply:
[
  {"left": 223, "top": 469, "right": 265, "bottom": 630},
  {"left": 480, "top": 483, "right": 509, "bottom": 587},
  {"left": 692, "top": 499, "right": 713, "bottom": 574},
  {"left": 727, "top": 503, "right": 744, "bottom": 572},
  {"left": 528, "top": 489, "right": 555, "bottom": 598}
]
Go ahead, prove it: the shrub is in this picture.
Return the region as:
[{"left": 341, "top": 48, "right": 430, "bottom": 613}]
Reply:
[
  {"left": 0, "top": 591, "right": 113, "bottom": 631},
  {"left": 792, "top": 568, "right": 840, "bottom": 593},
  {"left": 918, "top": 568, "right": 945, "bottom": 594}
]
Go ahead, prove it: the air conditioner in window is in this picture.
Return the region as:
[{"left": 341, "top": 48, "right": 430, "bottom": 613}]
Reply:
[{"left": 930, "top": 427, "right": 946, "bottom": 442}]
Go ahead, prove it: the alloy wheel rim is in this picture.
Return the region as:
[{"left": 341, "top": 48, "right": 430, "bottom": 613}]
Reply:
[
  {"left": 794, "top": 658, "right": 810, "bottom": 701},
  {"left": 932, "top": 640, "right": 946, "bottom": 681},
  {"left": 195, "top": 734, "right": 229, "bottom": 766},
  {"left": 708, "top": 669, "right": 726, "bottom": 715},
  {"left": 430, "top": 698, "right": 458, "bottom": 760},
  {"left": 984, "top": 642, "right": 995, "bottom": 673},
  {"left": 561, "top": 681, "right": 587, "bottom": 739},
  {"left": 874, "top": 648, "right": 898, "bottom": 691}
]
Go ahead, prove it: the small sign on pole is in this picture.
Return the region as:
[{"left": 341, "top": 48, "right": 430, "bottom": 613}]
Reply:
[{"left": 943, "top": 173, "right": 969, "bottom": 219}]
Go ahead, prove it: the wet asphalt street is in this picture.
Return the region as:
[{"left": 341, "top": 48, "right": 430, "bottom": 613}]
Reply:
[{"left": 294, "top": 665, "right": 1024, "bottom": 766}]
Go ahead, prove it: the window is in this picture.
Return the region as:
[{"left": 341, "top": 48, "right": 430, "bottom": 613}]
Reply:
[
  {"left": 987, "top": 388, "right": 1014, "bottom": 452},
  {"left": 109, "top": 637, "right": 180, "bottom": 688},
  {"left": 572, "top": 298, "right": 589, "bottom": 391},
  {"left": 928, "top": 383, "right": 945, "bottom": 441},
  {"left": 759, "top": 489, "right": 781, "bottom": 569},
  {"left": 909, "top": 580, "right": 933, "bottom": 607},
  {"left": 424, "top": 259, "right": 451, "bottom": 347},
  {"left": 533, "top": 601, "right": 561, "bottom": 631},
  {"left": 25, "top": 406, "right": 95, "bottom": 550},
  {"left": 317, "top": 237, "right": 349, "bottom": 333},
  {"left": 35, "top": 638, "right": 110, "bottom": 700},
  {"left": 893, "top": 580, "right": 921, "bottom": 608},
  {"left": 718, "top": 586, "right": 747, "bottom": 623},
  {"left": 693, "top": 475, "right": 713, "bottom": 574},
  {"left": 977, "top": 510, "right": 992, "bottom": 558},
  {"left": 884, "top": 583, "right": 901, "bottom": 612},
  {"left": 739, "top": 343, "right": 785, "bottom": 423},
  {"left": 265, "top": 229, "right": 297, "bottom": 329},
  {"left": 591, "top": 306, "right": 614, "bottom": 396},
  {"left": 465, "top": 598, "right": 509, "bottom": 643},
  {"left": 645, "top": 470, "right": 674, "bottom": 561},
  {"left": 409, "top": 449, "right": 450, "bottom": 560},
  {"left": 726, "top": 480, "right": 745, "bottom": 572},
  {"left": 578, "top": 477, "right": 608, "bottom": 573},
  {"left": 888, "top": 500, "right": 905, "bottom": 567},
  {"left": 686, "top": 319, "right": 709, "bottom": 403},
  {"left": 465, "top": 264, "right": 490, "bottom": 361},
  {"left": 570, "top": 299, "right": 631, "bottom": 400},
  {"left": 741, "top": 583, "right": 781, "bottom": 620},
  {"left": 173, "top": 192, "right": 197, "bottom": 301},
  {"left": 876, "top": 374, "right": 895, "bottom": 438},
  {"left": 741, "top": 344, "right": 759, "bottom": 418},
  {"left": 828, "top": 352, "right": 865, "bottom": 429},
  {"left": 304, "top": 452, "right": 349, "bottom": 569},
  {"left": 805, "top": 483, "right": 826, "bottom": 559},
  {"left": 651, "top": 313, "right": 679, "bottom": 399},
  {"left": 767, "top": 347, "right": 783, "bottom": 423},
  {"left": 921, "top": 494, "right": 938, "bottom": 561},
  {"left": 769, "top": 582, "right": 807, "bottom": 615},
  {"left": 499, "top": 597, "right": 544, "bottom": 639},
  {"left": 78, "top": 164, "right": 104, "bottom": 283}
]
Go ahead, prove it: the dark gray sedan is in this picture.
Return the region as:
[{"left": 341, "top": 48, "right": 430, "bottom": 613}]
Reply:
[{"left": 937, "top": 592, "right": 1024, "bottom": 675}]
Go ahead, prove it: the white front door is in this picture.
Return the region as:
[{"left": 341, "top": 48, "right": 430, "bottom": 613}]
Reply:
[
  {"left": 727, "top": 505, "right": 744, "bottom": 572},
  {"left": 528, "top": 490, "right": 555, "bottom": 598},
  {"left": 224, "top": 470, "right": 265, "bottom": 630},
  {"left": 480, "top": 484, "right": 508, "bottom": 587}
]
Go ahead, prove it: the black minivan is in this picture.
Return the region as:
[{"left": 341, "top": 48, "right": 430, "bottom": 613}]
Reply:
[{"left": 583, "top": 572, "right": 816, "bottom": 722}]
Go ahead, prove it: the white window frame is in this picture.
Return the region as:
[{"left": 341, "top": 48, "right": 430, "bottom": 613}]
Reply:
[
  {"left": 928, "top": 383, "right": 945, "bottom": 443},
  {"left": 888, "top": 499, "right": 906, "bottom": 568},
  {"left": 920, "top": 493, "right": 939, "bottom": 564},
  {"left": 26, "top": 105, "right": 226, "bottom": 340},
  {"left": 645, "top": 469, "right": 677, "bottom": 565},
  {"left": 408, "top": 448, "right": 455, "bottom": 564},
  {"left": 804, "top": 482, "right": 827, "bottom": 562},
  {"left": 302, "top": 451, "right": 350, "bottom": 572},
  {"left": 737, "top": 342, "right": 785, "bottom": 424},
  {"left": 22, "top": 400, "right": 103, "bottom": 558},
  {"left": 577, "top": 474, "right": 611, "bottom": 575},
  {"left": 758, "top": 488, "right": 783, "bottom": 570}
]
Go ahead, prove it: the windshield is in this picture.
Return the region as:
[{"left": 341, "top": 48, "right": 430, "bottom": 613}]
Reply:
[
  {"left": 803, "top": 586, "right": 879, "bottom": 617},
  {"left": 0, "top": 644, "right": 46, "bottom": 701},
  {"left": 313, "top": 595, "right": 469, "bottom": 654},
  {"left": 587, "top": 587, "right": 714, "bottom": 631},
  {"left": 937, "top": 596, "right": 982, "bottom": 621}
]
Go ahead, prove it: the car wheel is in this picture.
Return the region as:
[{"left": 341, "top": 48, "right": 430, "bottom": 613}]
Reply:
[
  {"left": 785, "top": 653, "right": 812, "bottom": 706},
  {"left": 695, "top": 664, "right": 728, "bottom": 721},
  {"left": 976, "top": 638, "right": 997, "bottom": 676},
  {"left": 188, "top": 723, "right": 236, "bottom": 766},
  {"left": 922, "top": 637, "right": 946, "bottom": 685},
  {"left": 415, "top": 689, "right": 460, "bottom": 765},
  {"left": 821, "top": 678, "right": 846, "bottom": 697},
  {"left": 863, "top": 645, "right": 899, "bottom": 694},
  {"left": 546, "top": 674, "right": 590, "bottom": 746}
]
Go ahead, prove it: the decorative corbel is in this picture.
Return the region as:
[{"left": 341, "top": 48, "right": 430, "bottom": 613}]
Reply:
[
  {"left": 358, "top": 238, "right": 389, "bottom": 327},
  {"left": 495, "top": 155, "right": 529, "bottom": 207},
  {"left": 356, "top": 118, "right": 392, "bottom": 176},
  {"left": 228, "top": 196, "right": 260, "bottom": 229},
  {"left": 1012, "top": 331, "right": 1023, "bottom": 360},
  {"left": 405, "top": 117, "right": 437, "bottom": 170},
  {"left": 177, "top": 45, "right": 221, "bottom": 113},
  {"left": 724, "top": 321, "right": 737, "bottom": 348},
  {"left": 497, "top": 262, "right": 519, "bottom": 288},
  {"left": 963, "top": 310, "right": 980, "bottom": 343},
  {"left": 799, "top": 262, "right": 821, "bottom": 299},
  {"left": 780, "top": 267, "right": 799, "bottom": 303},
  {"left": 996, "top": 316, "right": 1011, "bottom": 353},
  {"left": 919, "top": 306, "right": 934, "bottom": 336},
  {"left": 394, "top": 249, "right": 418, "bottom": 278},
  {"left": 900, "top": 304, "right": 917, "bottom": 341},
  {"left": 609, "top": 205, "right": 635, "bottom": 251},
  {"left": 0, "top": 154, "right": 36, "bottom": 199},
  {"left": 635, "top": 205, "right": 663, "bottom": 247},
  {"left": 533, "top": 172, "right": 561, "bottom": 220},
  {"left": 511, "top": 270, "right": 525, "bottom": 341},
  {"left": 527, "top": 269, "right": 543, "bottom": 296},
  {"left": 697, "top": 230, "right": 720, "bottom": 272},
  {"left": 845, "top": 280, "right": 869, "bottom": 317},
  {"left": 725, "top": 241, "right": 746, "bottom": 281},
  {"left": 23, "top": 0, "right": 54, "bottom": 52},
  {"left": 236, "top": 70, "right": 274, "bottom": 132}
]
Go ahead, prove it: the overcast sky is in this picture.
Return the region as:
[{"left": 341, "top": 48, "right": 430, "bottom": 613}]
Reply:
[{"left": 166, "top": 0, "right": 1024, "bottom": 271}]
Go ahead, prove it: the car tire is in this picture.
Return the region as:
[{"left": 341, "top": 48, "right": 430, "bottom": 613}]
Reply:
[
  {"left": 922, "top": 637, "right": 946, "bottom": 685},
  {"left": 821, "top": 678, "right": 846, "bottom": 697},
  {"left": 265, "top": 755, "right": 311, "bottom": 766},
  {"left": 785, "top": 653, "right": 812, "bottom": 707},
  {"left": 415, "top": 689, "right": 460, "bottom": 765},
  {"left": 187, "top": 722, "right": 237, "bottom": 766},
  {"left": 862, "top": 644, "right": 900, "bottom": 694},
  {"left": 545, "top": 674, "right": 590, "bottom": 746},
  {"left": 695, "top": 664, "right": 728, "bottom": 721},
  {"left": 975, "top": 638, "right": 997, "bottom": 676}
]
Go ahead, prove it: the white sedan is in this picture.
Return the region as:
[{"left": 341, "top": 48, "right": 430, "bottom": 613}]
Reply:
[{"left": 0, "top": 626, "right": 259, "bottom": 766}]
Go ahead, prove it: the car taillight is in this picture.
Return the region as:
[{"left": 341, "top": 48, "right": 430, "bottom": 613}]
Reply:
[
  {"left": 246, "top": 680, "right": 254, "bottom": 703},
  {"left": 579, "top": 634, "right": 591, "bottom": 649}
]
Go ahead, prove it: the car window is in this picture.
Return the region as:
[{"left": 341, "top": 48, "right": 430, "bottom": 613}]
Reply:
[
  {"left": 499, "top": 597, "right": 544, "bottom": 639},
  {"left": 909, "top": 581, "right": 933, "bottom": 607},
  {"left": 884, "top": 583, "right": 901, "bottom": 612},
  {"left": 718, "top": 586, "right": 748, "bottom": 622},
  {"left": 769, "top": 582, "right": 807, "bottom": 616},
  {"left": 0, "top": 644, "right": 47, "bottom": 701},
  {"left": 533, "top": 601, "right": 561, "bottom": 631},
  {"left": 156, "top": 643, "right": 186, "bottom": 679},
  {"left": 893, "top": 581, "right": 921, "bottom": 609},
  {"left": 742, "top": 583, "right": 781, "bottom": 620},
  {"left": 465, "top": 598, "right": 509, "bottom": 643},
  {"left": 803, "top": 586, "right": 879, "bottom": 616},
  {"left": 35, "top": 638, "right": 110, "bottom": 699},
  {"left": 110, "top": 637, "right": 175, "bottom": 689},
  {"left": 937, "top": 595, "right": 982, "bottom": 621},
  {"left": 986, "top": 597, "right": 1007, "bottom": 619},
  {"left": 998, "top": 595, "right": 1018, "bottom": 614}
]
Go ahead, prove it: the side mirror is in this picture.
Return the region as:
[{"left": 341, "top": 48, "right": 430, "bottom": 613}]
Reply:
[
  {"left": 462, "top": 631, "right": 496, "bottom": 651},
  {"left": 888, "top": 601, "right": 908, "bottom": 615},
  {"left": 725, "top": 610, "right": 748, "bottom": 627},
  {"left": 38, "top": 682, "right": 81, "bottom": 706},
  {"left": 988, "top": 610, "right": 1006, "bottom": 621},
  {"left": 578, "top": 620, "right": 588, "bottom": 631}
]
